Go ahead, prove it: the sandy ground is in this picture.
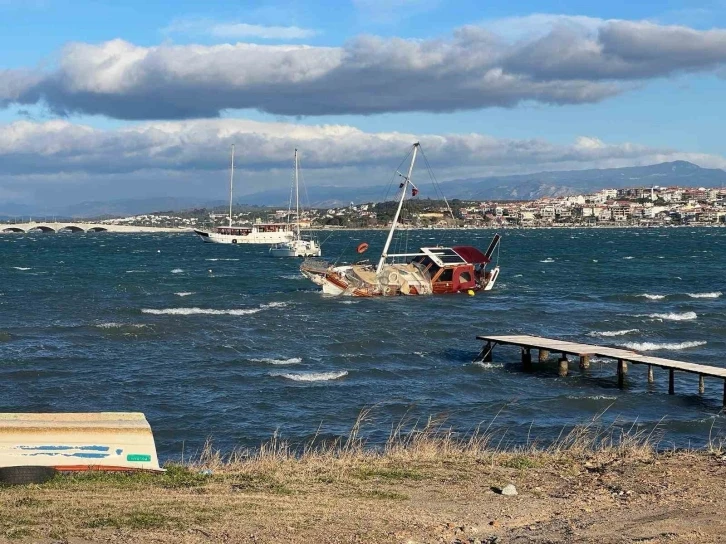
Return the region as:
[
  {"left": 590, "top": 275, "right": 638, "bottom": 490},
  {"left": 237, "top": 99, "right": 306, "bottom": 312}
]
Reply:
[{"left": 1, "top": 451, "right": 725, "bottom": 543}]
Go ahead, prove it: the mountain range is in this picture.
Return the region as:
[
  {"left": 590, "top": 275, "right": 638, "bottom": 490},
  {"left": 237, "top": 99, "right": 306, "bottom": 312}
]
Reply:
[{"left": 3, "top": 161, "right": 725, "bottom": 218}]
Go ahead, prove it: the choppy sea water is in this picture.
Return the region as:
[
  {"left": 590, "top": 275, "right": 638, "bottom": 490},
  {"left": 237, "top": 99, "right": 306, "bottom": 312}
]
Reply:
[{"left": 1, "top": 227, "right": 725, "bottom": 459}]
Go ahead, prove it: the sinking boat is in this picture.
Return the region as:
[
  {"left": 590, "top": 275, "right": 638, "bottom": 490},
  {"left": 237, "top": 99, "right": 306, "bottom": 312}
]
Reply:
[
  {"left": 194, "top": 144, "right": 294, "bottom": 245},
  {"left": 270, "top": 149, "right": 322, "bottom": 258},
  {"left": 300, "top": 143, "right": 501, "bottom": 297}
]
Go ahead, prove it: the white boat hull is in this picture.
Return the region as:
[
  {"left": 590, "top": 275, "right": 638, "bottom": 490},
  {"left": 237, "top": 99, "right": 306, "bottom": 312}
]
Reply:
[
  {"left": 270, "top": 239, "right": 322, "bottom": 257},
  {"left": 195, "top": 229, "right": 293, "bottom": 244}
]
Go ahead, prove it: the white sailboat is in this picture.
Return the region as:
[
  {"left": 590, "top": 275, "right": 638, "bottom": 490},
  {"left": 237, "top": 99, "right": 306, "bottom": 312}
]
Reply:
[
  {"left": 300, "top": 143, "right": 501, "bottom": 297},
  {"left": 270, "top": 149, "right": 322, "bottom": 257},
  {"left": 194, "top": 144, "right": 295, "bottom": 245}
]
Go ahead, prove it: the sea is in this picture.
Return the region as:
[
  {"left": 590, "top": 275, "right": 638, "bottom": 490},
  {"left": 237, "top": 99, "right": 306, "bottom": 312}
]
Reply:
[{"left": 1, "top": 227, "right": 725, "bottom": 459}]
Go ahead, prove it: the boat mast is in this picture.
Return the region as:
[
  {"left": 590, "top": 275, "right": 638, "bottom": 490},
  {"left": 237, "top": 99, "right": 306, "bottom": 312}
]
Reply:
[
  {"left": 294, "top": 149, "right": 300, "bottom": 240},
  {"left": 228, "top": 144, "right": 235, "bottom": 228},
  {"left": 377, "top": 143, "right": 419, "bottom": 274}
]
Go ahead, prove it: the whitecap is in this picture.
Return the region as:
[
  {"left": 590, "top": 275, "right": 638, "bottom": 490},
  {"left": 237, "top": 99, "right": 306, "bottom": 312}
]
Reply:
[
  {"left": 592, "top": 259, "right": 598, "bottom": 263},
  {"left": 566, "top": 395, "right": 617, "bottom": 400},
  {"left": 269, "top": 370, "right": 348, "bottom": 382},
  {"left": 513, "top": 274, "right": 523, "bottom": 278},
  {"left": 251, "top": 357, "right": 302, "bottom": 365},
  {"left": 622, "top": 341, "right": 706, "bottom": 351},
  {"left": 12, "top": 267, "right": 31, "bottom": 271},
  {"left": 95, "top": 323, "right": 147, "bottom": 329},
  {"left": 473, "top": 361, "right": 503, "bottom": 369},
  {"left": 174, "top": 292, "right": 194, "bottom": 297},
  {"left": 142, "top": 307, "right": 262, "bottom": 316},
  {"left": 263, "top": 302, "right": 288, "bottom": 309},
  {"left": 687, "top": 292, "right": 722, "bottom": 299},
  {"left": 623, "top": 256, "right": 634, "bottom": 260},
  {"left": 540, "top": 258, "right": 555, "bottom": 263},
  {"left": 589, "top": 329, "right": 639, "bottom": 337},
  {"left": 171, "top": 268, "right": 184, "bottom": 274},
  {"left": 205, "top": 258, "right": 239, "bottom": 261},
  {"left": 643, "top": 311, "right": 697, "bottom": 321},
  {"left": 282, "top": 274, "right": 304, "bottom": 280},
  {"left": 340, "top": 300, "right": 359, "bottom": 304},
  {"left": 639, "top": 294, "right": 665, "bottom": 300}
]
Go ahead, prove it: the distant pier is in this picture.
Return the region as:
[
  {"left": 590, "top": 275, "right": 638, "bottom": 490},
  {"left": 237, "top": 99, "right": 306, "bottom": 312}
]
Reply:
[
  {"left": 0, "top": 221, "right": 190, "bottom": 233},
  {"left": 475, "top": 334, "right": 726, "bottom": 405}
]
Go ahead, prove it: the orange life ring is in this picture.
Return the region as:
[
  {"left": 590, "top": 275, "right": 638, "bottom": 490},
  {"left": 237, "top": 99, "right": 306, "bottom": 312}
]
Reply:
[{"left": 357, "top": 242, "right": 369, "bottom": 254}]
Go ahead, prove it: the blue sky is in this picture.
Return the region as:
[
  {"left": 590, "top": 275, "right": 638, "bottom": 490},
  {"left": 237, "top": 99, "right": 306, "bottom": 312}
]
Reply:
[{"left": 1, "top": 0, "right": 726, "bottom": 207}]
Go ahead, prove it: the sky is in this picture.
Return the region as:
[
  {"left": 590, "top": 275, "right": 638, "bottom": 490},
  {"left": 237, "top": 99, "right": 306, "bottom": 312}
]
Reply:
[{"left": 1, "top": 0, "right": 726, "bottom": 208}]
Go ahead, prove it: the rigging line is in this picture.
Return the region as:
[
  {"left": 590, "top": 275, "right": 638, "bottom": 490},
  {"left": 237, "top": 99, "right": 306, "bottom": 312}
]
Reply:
[
  {"left": 419, "top": 145, "right": 453, "bottom": 247},
  {"left": 382, "top": 146, "right": 415, "bottom": 205}
]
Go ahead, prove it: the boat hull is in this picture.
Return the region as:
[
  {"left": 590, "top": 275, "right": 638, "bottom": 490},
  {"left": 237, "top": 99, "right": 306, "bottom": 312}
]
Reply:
[
  {"left": 194, "top": 229, "right": 293, "bottom": 244},
  {"left": 270, "top": 239, "right": 322, "bottom": 257}
]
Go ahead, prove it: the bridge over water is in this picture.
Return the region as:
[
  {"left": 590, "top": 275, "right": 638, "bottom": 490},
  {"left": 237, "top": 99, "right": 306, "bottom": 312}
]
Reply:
[{"left": 0, "top": 222, "right": 190, "bottom": 234}]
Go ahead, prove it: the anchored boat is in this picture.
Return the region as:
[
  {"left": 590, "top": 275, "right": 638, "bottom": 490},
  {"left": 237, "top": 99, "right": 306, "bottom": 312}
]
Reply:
[
  {"left": 300, "top": 143, "right": 501, "bottom": 297},
  {"left": 194, "top": 144, "right": 294, "bottom": 245},
  {"left": 270, "top": 149, "right": 322, "bottom": 258}
]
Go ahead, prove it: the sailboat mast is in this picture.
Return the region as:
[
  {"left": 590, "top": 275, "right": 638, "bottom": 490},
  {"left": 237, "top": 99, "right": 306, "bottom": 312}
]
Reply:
[
  {"left": 294, "top": 149, "right": 300, "bottom": 239},
  {"left": 228, "top": 144, "right": 235, "bottom": 228},
  {"left": 377, "top": 143, "right": 419, "bottom": 274}
]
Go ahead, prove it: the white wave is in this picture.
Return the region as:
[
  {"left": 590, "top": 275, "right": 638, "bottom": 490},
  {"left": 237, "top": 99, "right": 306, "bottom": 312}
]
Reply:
[
  {"left": 142, "top": 307, "right": 262, "bottom": 316},
  {"left": 592, "top": 259, "right": 598, "bottom": 263},
  {"left": 282, "top": 274, "right": 304, "bottom": 280},
  {"left": 251, "top": 357, "right": 302, "bottom": 365},
  {"left": 270, "top": 370, "right": 348, "bottom": 382},
  {"left": 589, "top": 329, "right": 639, "bottom": 337},
  {"left": 643, "top": 311, "right": 697, "bottom": 321},
  {"left": 174, "top": 292, "right": 194, "bottom": 297},
  {"left": 639, "top": 294, "right": 665, "bottom": 300},
  {"left": 473, "top": 361, "right": 503, "bottom": 369},
  {"left": 623, "top": 256, "right": 634, "bottom": 260},
  {"left": 264, "top": 302, "right": 288, "bottom": 308},
  {"left": 622, "top": 341, "right": 706, "bottom": 351},
  {"left": 687, "top": 292, "right": 722, "bottom": 299},
  {"left": 142, "top": 301, "right": 286, "bottom": 316},
  {"left": 12, "top": 267, "right": 31, "bottom": 271},
  {"left": 540, "top": 258, "right": 555, "bottom": 263},
  {"left": 95, "top": 322, "right": 147, "bottom": 329},
  {"left": 205, "top": 258, "right": 240, "bottom": 262},
  {"left": 340, "top": 300, "right": 359, "bottom": 304},
  {"left": 566, "top": 395, "right": 617, "bottom": 400},
  {"left": 171, "top": 268, "right": 184, "bottom": 274},
  {"left": 513, "top": 274, "right": 523, "bottom": 278}
]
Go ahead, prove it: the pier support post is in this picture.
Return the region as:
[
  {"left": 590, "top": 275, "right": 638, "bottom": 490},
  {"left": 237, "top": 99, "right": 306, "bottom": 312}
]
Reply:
[
  {"left": 617, "top": 359, "right": 626, "bottom": 388},
  {"left": 522, "top": 348, "right": 532, "bottom": 371},
  {"left": 539, "top": 349, "right": 549, "bottom": 363},
  {"left": 647, "top": 365, "right": 654, "bottom": 384},
  {"left": 669, "top": 369, "right": 675, "bottom": 395},
  {"left": 723, "top": 380, "right": 726, "bottom": 407},
  {"left": 699, "top": 374, "right": 705, "bottom": 395},
  {"left": 579, "top": 355, "right": 590, "bottom": 370},
  {"left": 484, "top": 342, "right": 492, "bottom": 362},
  {"left": 558, "top": 356, "right": 569, "bottom": 377}
]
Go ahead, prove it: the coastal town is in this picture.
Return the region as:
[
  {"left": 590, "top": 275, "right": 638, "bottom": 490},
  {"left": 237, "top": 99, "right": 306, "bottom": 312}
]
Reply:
[{"left": 91, "top": 184, "right": 726, "bottom": 230}]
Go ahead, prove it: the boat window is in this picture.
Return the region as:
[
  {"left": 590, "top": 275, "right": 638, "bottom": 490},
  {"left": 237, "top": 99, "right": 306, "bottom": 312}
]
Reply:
[
  {"left": 459, "top": 271, "right": 472, "bottom": 283},
  {"left": 437, "top": 268, "right": 454, "bottom": 282}
]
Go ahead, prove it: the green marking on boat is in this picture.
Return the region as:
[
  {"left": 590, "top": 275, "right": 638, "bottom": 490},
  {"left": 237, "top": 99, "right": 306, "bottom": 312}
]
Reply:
[{"left": 127, "top": 454, "right": 151, "bottom": 462}]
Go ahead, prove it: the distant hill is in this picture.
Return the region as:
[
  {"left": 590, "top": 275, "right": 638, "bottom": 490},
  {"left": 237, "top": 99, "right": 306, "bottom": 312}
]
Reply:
[
  {"left": 239, "top": 161, "right": 726, "bottom": 207},
  {"left": 3, "top": 161, "right": 724, "bottom": 218}
]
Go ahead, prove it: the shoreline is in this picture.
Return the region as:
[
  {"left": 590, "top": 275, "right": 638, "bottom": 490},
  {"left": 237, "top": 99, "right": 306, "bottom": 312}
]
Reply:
[{"left": 2, "top": 433, "right": 724, "bottom": 543}]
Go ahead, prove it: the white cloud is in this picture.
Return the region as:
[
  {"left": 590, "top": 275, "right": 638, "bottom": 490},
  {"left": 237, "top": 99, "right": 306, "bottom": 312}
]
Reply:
[
  {"left": 2, "top": 18, "right": 726, "bottom": 119},
  {"left": 163, "top": 18, "right": 317, "bottom": 40},
  {"left": 0, "top": 118, "right": 723, "bottom": 206}
]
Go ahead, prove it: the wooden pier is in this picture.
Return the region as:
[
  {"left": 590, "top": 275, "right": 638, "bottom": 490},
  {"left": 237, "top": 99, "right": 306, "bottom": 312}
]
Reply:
[{"left": 475, "top": 335, "right": 726, "bottom": 405}]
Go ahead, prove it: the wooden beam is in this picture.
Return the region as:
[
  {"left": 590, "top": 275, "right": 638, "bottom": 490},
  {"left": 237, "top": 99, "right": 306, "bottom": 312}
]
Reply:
[
  {"left": 558, "top": 356, "right": 568, "bottom": 377},
  {"left": 699, "top": 374, "right": 705, "bottom": 395},
  {"left": 538, "top": 349, "right": 549, "bottom": 362},
  {"left": 647, "top": 365, "right": 654, "bottom": 384},
  {"left": 617, "top": 359, "right": 626, "bottom": 388},
  {"left": 579, "top": 355, "right": 590, "bottom": 369}
]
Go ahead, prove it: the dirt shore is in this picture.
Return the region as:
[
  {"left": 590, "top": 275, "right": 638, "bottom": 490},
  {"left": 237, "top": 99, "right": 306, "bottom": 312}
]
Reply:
[{"left": 2, "top": 447, "right": 725, "bottom": 544}]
